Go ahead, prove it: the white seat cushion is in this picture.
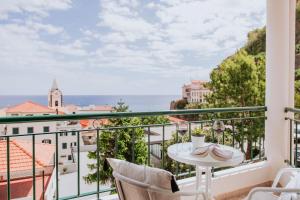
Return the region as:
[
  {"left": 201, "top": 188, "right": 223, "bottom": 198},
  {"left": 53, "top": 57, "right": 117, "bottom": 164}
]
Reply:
[
  {"left": 107, "top": 158, "right": 180, "bottom": 200},
  {"left": 279, "top": 174, "right": 298, "bottom": 200},
  {"left": 249, "top": 192, "right": 279, "bottom": 200}
]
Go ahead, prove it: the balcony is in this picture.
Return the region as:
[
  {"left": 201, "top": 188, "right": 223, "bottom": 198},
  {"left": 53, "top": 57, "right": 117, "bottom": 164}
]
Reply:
[
  {"left": 0, "top": 0, "right": 298, "bottom": 199},
  {"left": 0, "top": 105, "right": 298, "bottom": 200}
]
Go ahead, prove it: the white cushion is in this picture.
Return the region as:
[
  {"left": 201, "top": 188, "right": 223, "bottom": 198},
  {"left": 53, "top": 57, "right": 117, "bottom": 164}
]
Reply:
[
  {"left": 249, "top": 192, "right": 279, "bottom": 200},
  {"left": 107, "top": 158, "right": 180, "bottom": 200},
  {"left": 279, "top": 174, "right": 298, "bottom": 200}
]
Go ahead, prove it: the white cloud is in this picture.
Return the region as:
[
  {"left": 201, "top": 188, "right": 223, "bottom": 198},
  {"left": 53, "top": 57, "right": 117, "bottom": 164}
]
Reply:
[
  {"left": 25, "top": 21, "right": 64, "bottom": 35},
  {"left": 0, "top": 0, "right": 266, "bottom": 94},
  {"left": 86, "top": 0, "right": 265, "bottom": 83},
  {"left": 0, "top": 0, "right": 72, "bottom": 19}
]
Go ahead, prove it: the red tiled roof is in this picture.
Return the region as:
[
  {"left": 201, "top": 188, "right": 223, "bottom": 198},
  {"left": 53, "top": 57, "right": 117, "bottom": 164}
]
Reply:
[
  {"left": 167, "top": 116, "right": 187, "bottom": 123},
  {"left": 94, "top": 105, "right": 113, "bottom": 111},
  {"left": 80, "top": 119, "right": 110, "bottom": 128},
  {"left": 80, "top": 119, "right": 89, "bottom": 128},
  {"left": 6, "top": 101, "right": 56, "bottom": 114},
  {"left": 0, "top": 140, "right": 54, "bottom": 174},
  {"left": 14, "top": 140, "right": 55, "bottom": 166},
  {"left": 80, "top": 105, "right": 113, "bottom": 112},
  {"left": 0, "top": 175, "right": 51, "bottom": 200},
  {"left": 191, "top": 80, "right": 207, "bottom": 84}
]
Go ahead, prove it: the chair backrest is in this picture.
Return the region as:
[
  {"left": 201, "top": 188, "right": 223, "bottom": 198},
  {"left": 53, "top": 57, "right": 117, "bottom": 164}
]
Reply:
[
  {"left": 279, "top": 173, "right": 300, "bottom": 200},
  {"left": 107, "top": 158, "right": 180, "bottom": 200}
]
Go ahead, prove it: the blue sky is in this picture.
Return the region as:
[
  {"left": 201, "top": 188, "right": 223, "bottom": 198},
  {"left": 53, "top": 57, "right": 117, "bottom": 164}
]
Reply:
[{"left": 0, "top": 0, "right": 266, "bottom": 95}]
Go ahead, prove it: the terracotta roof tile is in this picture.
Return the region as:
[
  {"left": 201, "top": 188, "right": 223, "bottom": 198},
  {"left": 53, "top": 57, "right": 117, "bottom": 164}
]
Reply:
[
  {"left": 94, "top": 105, "right": 113, "bottom": 111},
  {"left": 0, "top": 140, "right": 54, "bottom": 174},
  {"left": 0, "top": 175, "right": 51, "bottom": 199},
  {"left": 80, "top": 119, "right": 110, "bottom": 128},
  {"left": 80, "top": 105, "right": 113, "bottom": 112},
  {"left": 167, "top": 116, "right": 187, "bottom": 123},
  {"left": 6, "top": 101, "right": 56, "bottom": 114}
]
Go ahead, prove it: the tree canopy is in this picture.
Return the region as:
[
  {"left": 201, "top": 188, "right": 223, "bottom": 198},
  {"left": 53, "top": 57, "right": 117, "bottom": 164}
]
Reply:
[
  {"left": 85, "top": 102, "right": 169, "bottom": 185},
  {"left": 206, "top": 50, "right": 265, "bottom": 108}
]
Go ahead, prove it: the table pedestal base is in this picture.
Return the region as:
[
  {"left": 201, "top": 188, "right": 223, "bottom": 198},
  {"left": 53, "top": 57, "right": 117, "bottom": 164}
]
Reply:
[{"left": 196, "top": 166, "right": 212, "bottom": 200}]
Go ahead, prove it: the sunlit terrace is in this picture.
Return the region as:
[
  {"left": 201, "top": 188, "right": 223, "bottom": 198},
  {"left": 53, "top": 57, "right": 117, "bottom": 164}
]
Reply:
[{"left": 0, "top": 0, "right": 299, "bottom": 200}]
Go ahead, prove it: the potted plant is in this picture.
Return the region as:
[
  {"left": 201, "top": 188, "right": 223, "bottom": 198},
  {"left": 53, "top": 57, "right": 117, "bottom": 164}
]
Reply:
[
  {"left": 62, "top": 167, "right": 68, "bottom": 174},
  {"left": 191, "top": 127, "right": 206, "bottom": 149}
]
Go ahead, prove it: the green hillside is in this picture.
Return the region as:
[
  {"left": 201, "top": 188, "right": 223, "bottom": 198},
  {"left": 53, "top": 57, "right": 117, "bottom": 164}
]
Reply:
[{"left": 212, "top": 2, "right": 300, "bottom": 107}]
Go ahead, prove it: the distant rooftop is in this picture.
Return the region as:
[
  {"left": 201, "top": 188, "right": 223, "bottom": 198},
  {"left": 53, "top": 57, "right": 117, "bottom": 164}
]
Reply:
[
  {"left": 79, "top": 105, "right": 114, "bottom": 112},
  {"left": 0, "top": 140, "right": 54, "bottom": 175},
  {"left": 0, "top": 175, "right": 51, "bottom": 200},
  {"left": 6, "top": 101, "right": 56, "bottom": 114}
]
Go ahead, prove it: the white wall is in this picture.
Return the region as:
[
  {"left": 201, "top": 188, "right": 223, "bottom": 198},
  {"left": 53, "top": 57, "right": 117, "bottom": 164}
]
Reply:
[{"left": 265, "top": 0, "right": 296, "bottom": 177}]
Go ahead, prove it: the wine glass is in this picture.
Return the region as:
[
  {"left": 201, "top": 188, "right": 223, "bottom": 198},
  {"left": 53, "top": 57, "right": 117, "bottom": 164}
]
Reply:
[
  {"left": 177, "top": 122, "right": 188, "bottom": 151},
  {"left": 212, "top": 120, "right": 225, "bottom": 144}
]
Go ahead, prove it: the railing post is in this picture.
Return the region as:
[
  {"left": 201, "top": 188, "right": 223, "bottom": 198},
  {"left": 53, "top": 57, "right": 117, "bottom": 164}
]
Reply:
[
  {"left": 161, "top": 125, "right": 165, "bottom": 169},
  {"left": 42, "top": 170, "right": 45, "bottom": 200},
  {"left": 96, "top": 129, "right": 100, "bottom": 200},
  {"left": 147, "top": 127, "right": 150, "bottom": 166},
  {"left": 32, "top": 134, "right": 36, "bottom": 200},
  {"left": 77, "top": 131, "right": 80, "bottom": 196},
  {"left": 55, "top": 132, "right": 59, "bottom": 200},
  {"left": 232, "top": 120, "right": 235, "bottom": 148},
  {"left": 290, "top": 119, "right": 293, "bottom": 165},
  {"left": 296, "top": 122, "right": 298, "bottom": 166},
  {"left": 131, "top": 128, "right": 135, "bottom": 163},
  {"left": 6, "top": 137, "right": 10, "bottom": 200}
]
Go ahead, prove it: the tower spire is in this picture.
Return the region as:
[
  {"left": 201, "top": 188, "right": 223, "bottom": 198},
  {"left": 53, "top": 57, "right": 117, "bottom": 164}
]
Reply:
[
  {"left": 51, "top": 79, "right": 58, "bottom": 91},
  {"left": 48, "top": 79, "right": 63, "bottom": 109}
]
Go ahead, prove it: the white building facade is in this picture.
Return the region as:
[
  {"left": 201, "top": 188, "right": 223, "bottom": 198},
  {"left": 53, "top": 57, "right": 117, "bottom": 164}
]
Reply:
[
  {"left": 182, "top": 80, "right": 211, "bottom": 103},
  {"left": 0, "top": 80, "right": 113, "bottom": 167}
]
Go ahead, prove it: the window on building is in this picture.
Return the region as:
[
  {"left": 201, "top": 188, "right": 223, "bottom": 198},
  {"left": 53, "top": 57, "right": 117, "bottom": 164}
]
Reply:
[
  {"left": 42, "top": 139, "right": 51, "bottom": 144},
  {"left": 26, "top": 114, "right": 33, "bottom": 116},
  {"left": 27, "top": 127, "right": 34, "bottom": 134},
  {"left": 62, "top": 143, "right": 67, "bottom": 149},
  {"left": 59, "top": 131, "right": 68, "bottom": 136},
  {"left": 11, "top": 114, "right": 19, "bottom": 116},
  {"left": 55, "top": 101, "right": 58, "bottom": 106},
  {"left": 12, "top": 128, "right": 19, "bottom": 135},
  {"left": 72, "top": 131, "right": 76, "bottom": 136},
  {"left": 74, "top": 142, "right": 77, "bottom": 146},
  {"left": 43, "top": 126, "right": 50, "bottom": 133},
  {"left": 68, "top": 155, "right": 72, "bottom": 161}
]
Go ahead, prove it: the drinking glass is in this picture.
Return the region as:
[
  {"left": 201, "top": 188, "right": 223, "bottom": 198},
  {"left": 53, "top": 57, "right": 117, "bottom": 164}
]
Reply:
[{"left": 177, "top": 122, "right": 188, "bottom": 152}]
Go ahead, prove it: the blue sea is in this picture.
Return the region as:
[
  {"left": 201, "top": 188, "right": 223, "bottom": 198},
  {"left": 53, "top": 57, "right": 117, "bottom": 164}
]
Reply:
[{"left": 0, "top": 95, "right": 180, "bottom": 111}]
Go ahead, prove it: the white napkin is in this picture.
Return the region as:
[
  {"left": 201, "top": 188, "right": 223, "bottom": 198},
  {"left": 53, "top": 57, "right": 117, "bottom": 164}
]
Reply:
[
  {"left": 191, "top": 145, "right": 210, "bottom": 157},
  {"left": 210, "top": 146, "right": 233, "bottom": 161},
  {"left": 192, "top": 144, "right": 233, "bottom": 161}
]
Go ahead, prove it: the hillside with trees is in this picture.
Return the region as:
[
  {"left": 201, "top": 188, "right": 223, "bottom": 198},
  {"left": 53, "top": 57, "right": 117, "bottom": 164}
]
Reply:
[{"left": 185, "top": 0, "right": 300, "bottom": 109}]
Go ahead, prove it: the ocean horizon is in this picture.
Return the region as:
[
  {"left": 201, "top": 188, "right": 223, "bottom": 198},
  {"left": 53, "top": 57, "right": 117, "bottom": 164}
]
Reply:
[{"left": 0, "top": 95, "right": 181, "bottom": 112}]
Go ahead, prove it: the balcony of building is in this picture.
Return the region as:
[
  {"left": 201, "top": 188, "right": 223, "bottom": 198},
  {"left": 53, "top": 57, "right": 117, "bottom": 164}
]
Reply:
[{"left": 0, "top": 0, "right": 298, "bottom": 199}]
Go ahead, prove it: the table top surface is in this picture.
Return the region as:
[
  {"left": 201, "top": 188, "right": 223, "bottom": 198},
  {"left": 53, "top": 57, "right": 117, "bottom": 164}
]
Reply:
[{"left": 167, "top": 142, "right": 244, "bottom": 167}]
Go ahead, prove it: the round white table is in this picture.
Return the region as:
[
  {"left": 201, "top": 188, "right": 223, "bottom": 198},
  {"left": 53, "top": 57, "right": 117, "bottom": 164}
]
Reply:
[{"left": 167, "top": 142, "right": 244, "bottom": 200}]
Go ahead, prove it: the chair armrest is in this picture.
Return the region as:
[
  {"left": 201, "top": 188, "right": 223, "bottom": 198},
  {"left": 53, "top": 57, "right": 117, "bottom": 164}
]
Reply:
[
  {"left": 272, "top": 168, "right": 300, "bottom": 187},
  {"left": 246, "top": 187, "right": 300, "bottom": 200}
]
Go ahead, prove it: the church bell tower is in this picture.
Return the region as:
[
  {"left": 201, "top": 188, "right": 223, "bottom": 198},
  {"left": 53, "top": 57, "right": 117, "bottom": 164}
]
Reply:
[{"left": 48, "top": 79, "right": 63, "bottom": 110}]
